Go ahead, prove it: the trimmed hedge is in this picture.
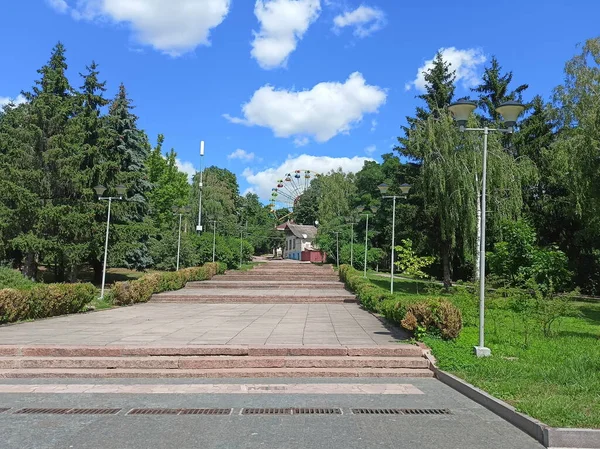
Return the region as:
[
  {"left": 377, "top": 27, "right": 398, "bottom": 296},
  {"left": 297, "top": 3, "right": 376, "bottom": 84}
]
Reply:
[
  {"left": 0, "top": 283, "right": 97, "bottom": 324},
  {"left": 110, "top": 262, "right": 226, "bottom": 306},
  {"left": 339, "top": 264, "right": 462, "bottom": 340}
]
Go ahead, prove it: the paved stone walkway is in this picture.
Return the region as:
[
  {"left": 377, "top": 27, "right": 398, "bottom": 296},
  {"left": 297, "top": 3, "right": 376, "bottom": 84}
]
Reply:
[
  {"left": 0, "top": 303, "right": 406, "bottom": 346},
  {"left": 0, "top": 378, "right": 545, "bottom": 449}
]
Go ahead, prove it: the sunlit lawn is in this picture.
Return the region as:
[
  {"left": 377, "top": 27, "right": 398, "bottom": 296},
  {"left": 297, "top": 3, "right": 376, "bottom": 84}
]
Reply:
[{"left": 366, "top": 275, "right": 600, "bottom": 428}]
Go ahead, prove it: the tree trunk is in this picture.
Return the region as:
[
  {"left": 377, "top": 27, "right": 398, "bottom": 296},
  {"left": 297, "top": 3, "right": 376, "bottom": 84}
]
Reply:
[
  {"left": 441, "top": 240, "right": 453, "bottom": 288},
  {"left": 92, "top": 259, "right": 103, "bottom": 285},
  {"left": 56, "top": 254, "right": 65, "bottom": 283},
  {"left": 67, "top": 263, "right": 78, "bottom": 283},
  {"left": 22, "top": 251, "right": 37, "bottom": 280}
]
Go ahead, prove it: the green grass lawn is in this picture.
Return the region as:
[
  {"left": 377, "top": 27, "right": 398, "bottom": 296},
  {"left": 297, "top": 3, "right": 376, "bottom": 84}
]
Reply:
[
  {"left": 237, "top": 262, "right": 263, "bottom": 271},
  {"left": 367, "top": 275, "right": 600, "bottom": 429},
  {"left": 40, "top": 266, "right": 149, "bottom": 286}
]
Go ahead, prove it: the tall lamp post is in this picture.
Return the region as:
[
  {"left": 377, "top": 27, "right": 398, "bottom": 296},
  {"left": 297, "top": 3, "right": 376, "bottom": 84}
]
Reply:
[
  {"left": 378, "top": 183, "right": 412, "bottom": 294},
  {"left": 237, "top": 207, "right": 247, "bottom": 268},
  {"left": 210, "top": 218, "right": 217, "bottom": 263},
  {"left": 334, "top": 231, "right": 340, "bottom": 269},
  {"left": 172, "top": 206, "right": 190, "bottom": 271},
  {"left": 448, "top": 99, "right": 525, "bottom": 357},
  {"left": 196, "top": 141, "right": 205, "bottom": 233},
  {"left": 345, "top": 217, "right": 356, "bottom": 268},
  {"left": 94, "top": 184, "right": 126, "bottom": 300},
  {"left": 356, "top": 205, "right": 378, "bottom": 278}
]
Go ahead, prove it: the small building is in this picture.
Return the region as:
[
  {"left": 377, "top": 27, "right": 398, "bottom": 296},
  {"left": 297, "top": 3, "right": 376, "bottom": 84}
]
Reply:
[{"left": 281, "top": 223, "right": 319, "bottom": 261}]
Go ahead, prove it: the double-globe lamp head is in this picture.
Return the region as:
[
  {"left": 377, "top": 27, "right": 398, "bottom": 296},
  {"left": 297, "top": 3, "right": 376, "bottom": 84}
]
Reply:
[
  {"left": 448, "top": 99, "right": 525, "bottom": 131},
  {"left": 94, "top": 184, "right": 126, "bottom": 198},
  {"left": 377, "top": 183, "right": 412, "bottom": 196},
  {"left": 355, "top": 205, "right": 379, "bottom": 214},
  {"left": 172, "top": 205, "right": 191, "bottom": 214}
]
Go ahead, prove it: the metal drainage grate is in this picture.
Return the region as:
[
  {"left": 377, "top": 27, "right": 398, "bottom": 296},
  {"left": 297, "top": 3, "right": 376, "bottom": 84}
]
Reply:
[
  {"left": 127, "top": 409, "right": 180, "bottom": 415},
  {"left": 351, "top": 408, "right": 451, "bottom": 415},
  {"left": 179, "top": 409, "right": 232, "bottom": 416},
  {"left": 14, "top": 408, "right": 121, "bottom": 415},
  {"left": 127, "top": 408, "right": 232, "bottom": 416},
  {"left": 0, "top": 408, "right": 10, "bottom": 414},
  {"left": 241, "top": 408, "right": 341, "bottom": 415},
  {"left": 67, "top": 409, "right": 121, "bottom": 415},
  {"left": 241, "top": 408, "right": 292, "bottom": 415},
  {"left": 293, "top": 408, "right": 342, "bottom": 415},
  {"left": 15, "top": 408, "right": 72, "bottom": 415}
]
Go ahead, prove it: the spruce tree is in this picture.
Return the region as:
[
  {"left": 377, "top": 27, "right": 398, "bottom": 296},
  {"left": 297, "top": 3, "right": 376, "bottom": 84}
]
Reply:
[
  {"left": 11, "top": 43, "right": 76, "bottom": 279},
  {"left": 471, "top": 56, "right": 529, "bottom": 123},
  {"left": 101, "top": 84, "right": 153, "bottom": 270}
]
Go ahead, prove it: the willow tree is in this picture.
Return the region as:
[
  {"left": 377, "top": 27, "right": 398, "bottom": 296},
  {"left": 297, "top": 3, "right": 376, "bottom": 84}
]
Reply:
[
  {"left": 553, "top": 37, "right": 600, "bottom": 232},
  {"left": 551, "top": 37, "right": 600, "bottom": 290},
  {"left": 407, "top": 111, "right": 531, "bottom": 286}
]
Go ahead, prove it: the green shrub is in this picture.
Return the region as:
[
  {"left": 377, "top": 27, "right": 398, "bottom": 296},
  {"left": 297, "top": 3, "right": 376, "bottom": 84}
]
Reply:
[
  {"left": 111, "top": 262, "right": 225, "bottom": 306},
  {"left": 0, "top": 283, "right": 96, "bottom": 324},
  {"left": 400, "top": 298, "right": 463, "bottom": 340},
  {"left": 339, "top": 264, "right": 463, "bottom": 340},
  {"left": 488, "top": 220, "right": 572, "bottom": 294},
  {"left": 0, "top": 267, "right": 36, "bottom": 290}
]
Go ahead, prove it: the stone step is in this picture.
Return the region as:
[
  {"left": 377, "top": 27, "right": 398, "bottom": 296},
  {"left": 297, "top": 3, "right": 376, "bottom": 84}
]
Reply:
[
  {"left": 0, "top": 367, "right": 434, "bottom": 379},
  {"left": 251, "top": 269, "right": 334, "bottom": 273},
  {"left": 149, "top": 295, "right": 357, "bottom": 303},
  {"left": 0, "top": 356, "right": 429, "bottom": 370},
  {"left": 223, "top": 273, "right": 338, "bottom": 277},
  {"left": 213, "top": 273, "right": 340, "bottom": 281},
  {"left": 0, "top": 345, "right": 424, "bottom": 358},
  {"left": 185, "top": 282, "right": 346, "bottom": 290}
]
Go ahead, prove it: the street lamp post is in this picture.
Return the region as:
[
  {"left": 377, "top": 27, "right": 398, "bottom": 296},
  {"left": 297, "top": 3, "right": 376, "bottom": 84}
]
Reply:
[
  {"left": 94, "top": 184, "right": 126, "bottom": 300},
  {"left": 448, "top": 99, "right": 525, "bottom": 357},
  {"left": 239, "top": 220, "right": 248, "bottom": 268},
  {"left": 212, "top": 220, "right": 217, "bottom": 263},
  {"left": 334, "top": 231, "right": 340, "bottom": 269},
  {"left": 345, "top": 217, "right": 356, "bottom": 268},
  {"left": 240, "top": 227, "right": 243, "bottom": 268},
  {"left": 350, "top": 221, "right": 354, "bottom": 268},
  {"left": 172, "top": 206, "right": 190, "bottom": 271},
  {"left": 378, "top": 183, "right": 412, "bottom": 294},
  {"left": 356, "top": 205, "right": 378, "bottom": 278},
  {"left": 196, "top": 141, "right": 205, "bottom": 233}
]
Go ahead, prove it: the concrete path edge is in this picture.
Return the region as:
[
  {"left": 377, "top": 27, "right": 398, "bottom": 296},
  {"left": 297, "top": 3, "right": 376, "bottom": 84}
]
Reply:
[{"left": 420, "top": 348, "right": 600, "bottom": 448}]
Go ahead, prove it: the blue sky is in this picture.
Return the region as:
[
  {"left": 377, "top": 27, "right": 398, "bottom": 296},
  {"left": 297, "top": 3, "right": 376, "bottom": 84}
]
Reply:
[{"left": 1, "top": 0, "right": 598, "bottom": 203}]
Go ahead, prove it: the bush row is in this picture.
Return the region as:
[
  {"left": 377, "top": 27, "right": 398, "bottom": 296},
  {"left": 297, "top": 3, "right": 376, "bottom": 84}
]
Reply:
[
  {"left": 109, "top": 262, "right": 226, "bottom": 306},
  {"left": 339, "top": 265, "right": 462, "bottom": 340},
  {"left": 0, "top": 283, "right": 97, "bottom": 324}
]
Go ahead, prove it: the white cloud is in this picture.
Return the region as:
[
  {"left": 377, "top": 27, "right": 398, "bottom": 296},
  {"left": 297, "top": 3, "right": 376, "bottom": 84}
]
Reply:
[
  {"left": 46, "top": 0, "right": 68, "bottom": 13},
  {"left": 0, "top": 94, "right": 27, "bottom": 108},
  {"left": 175, "top": 158, "right": 197, "bottom": 183},
  {"left": 333, "top": 5, "right": 385, "bottom": 38},
  {"left": 228, "top": 149, "right": 256, "bottom": 162},
  {"left": 405, "top": 47, "right": 486, "bottom": 92},
  {"left": 293, "top": 137, "right": 310, "bottom": 147},
  {"left": 370, "top": 119, "right": 377, "bottom": 132},
  {"left": 251, "top": 0, "right": 321, "bottom": 69},
  {"left": 224, "top": 72, "right": 386, "bottom": 143},
  {"left": 61, "top": 0, "right": 230, "bottom": 56},
  {"left": 243, "top": 154, "right": 373, "bottom": 201},
  {"left": 364, "top": 145, "right": 376, "bottom": 155}
]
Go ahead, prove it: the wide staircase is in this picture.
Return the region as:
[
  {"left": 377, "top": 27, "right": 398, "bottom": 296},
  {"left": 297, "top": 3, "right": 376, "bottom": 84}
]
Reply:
[
  {"left": 151, "top": 261, "right": 357, "bottom": 303},
  {"left": 0, "top": 260, "right": 433, "bottom": 378},
  {"left": 0, "top": 345, "right": 432, "bottom": 378}
]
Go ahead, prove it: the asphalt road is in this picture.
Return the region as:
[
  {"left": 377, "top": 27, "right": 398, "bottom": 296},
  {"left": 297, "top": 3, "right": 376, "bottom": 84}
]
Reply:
[{"left": 0, "top": 378, "right": 544, "bottom": 449}]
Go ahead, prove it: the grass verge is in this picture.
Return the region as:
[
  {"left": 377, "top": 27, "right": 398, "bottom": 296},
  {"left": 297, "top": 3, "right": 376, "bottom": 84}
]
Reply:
[{"left": 368, "top": 275, "right": 600, "bottom": 429}]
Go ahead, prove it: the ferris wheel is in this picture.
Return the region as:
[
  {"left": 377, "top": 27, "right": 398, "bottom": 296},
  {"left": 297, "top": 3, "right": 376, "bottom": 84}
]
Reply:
[{"left": 269, "top": 169, "right": 319, "bottom": 221}]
